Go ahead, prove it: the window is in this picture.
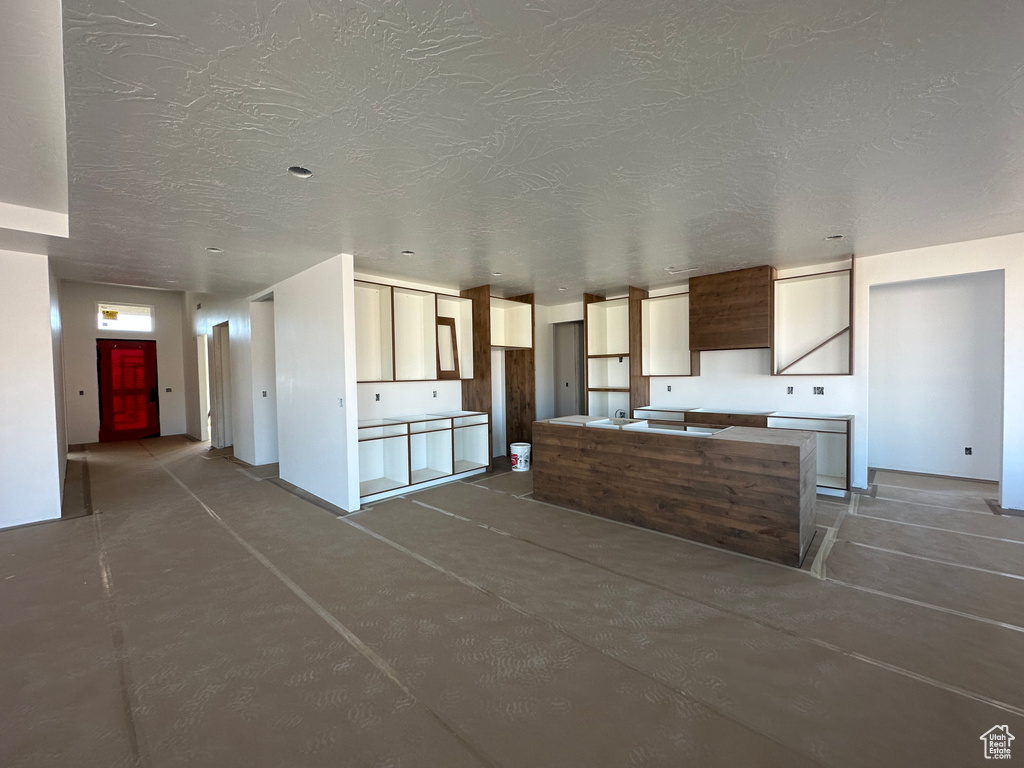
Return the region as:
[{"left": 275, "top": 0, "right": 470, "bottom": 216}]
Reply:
[{"left": 97, "top": 302, "right": 154, "bottom": 332}]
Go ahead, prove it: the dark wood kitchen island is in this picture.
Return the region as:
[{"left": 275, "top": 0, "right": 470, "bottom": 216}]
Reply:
[{"left": 532, "top": 418, "right": 817, "bottom": 566}]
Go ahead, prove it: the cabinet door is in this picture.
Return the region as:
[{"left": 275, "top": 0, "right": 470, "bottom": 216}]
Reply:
[{"left": 689, "top": 266, "right": 775, "bottom": 351}]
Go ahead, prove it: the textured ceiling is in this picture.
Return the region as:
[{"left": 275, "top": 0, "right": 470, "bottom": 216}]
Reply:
[{"left": 25, "top": 0, "right": 1024, "bottom": 300}]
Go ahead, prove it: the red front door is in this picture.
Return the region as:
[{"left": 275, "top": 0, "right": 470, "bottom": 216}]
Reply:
[{"left": 97, "top": 339, "right": 160, "bottom": 442}]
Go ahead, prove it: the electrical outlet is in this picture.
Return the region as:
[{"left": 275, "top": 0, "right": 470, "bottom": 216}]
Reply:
[
  {"left": 196, "top": 302, "right": 202, "bottom": 310},
  {"left": 813, "top": 386, "right": 824, "bottom": 395},
  {"left": 262, "top": 391, "right": 267, "bottom": 398},
  {"left": 667, "top": 385, "right": 672, "bottom": 392},
  {"left": 165, "top": 387, "right": 172, "bottom": 393},
  {"left": 786, "top": 386, "right": 793, "bottom": 395},
  {"left": 432, "top": 390, "right": 437, "bottom": 398},
  {"left": 79, "top": 390, "right": 84, "bottom": 396},
  {"left": 618, "top": 356, "right": 623, "bottom": 363},
  {"left": 337, "top": 398, "right": 344, "bottom": 408},
  {"left": 965, "top": 447, "right": 972, "bottom": 455},
  {"left": 375, "top": 393, "right": 380, "bottom": 402}
]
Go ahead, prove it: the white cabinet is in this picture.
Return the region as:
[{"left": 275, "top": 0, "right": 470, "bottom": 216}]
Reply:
[
  {"left": 773, "top": 267, "right": 852, "bottom": 375},
  {"left": 355, "top": 281, "right": 476, "bottom": 382},
  {"left": 490, "top": 297, "right": 532, "bottom": 348},
  {"left": 641, "top": 293, "right": 697, "bottom": 376},
  {"left": 436, "top": 295, "right": 474, "bottom": 378},
  {"left": 358, "top": 411, "right": 489, "bottom": 501},
  {"left": 586, "top": 296, "right": 630, "bottom": 418},
  {"left": 767, "top": 413, "right": 851, "bottom": 490},
  {"left": 354, "top": 282, "right": 394, "bottom": 382},
  {"left": 393, "top": 288, "right": 437, "bottom": 381},
  {"left": 587, "top": 297, "right": 629, "bottom": 356},
  {"left": 357, "top": 419, "right": 409, "bottom": 496}
]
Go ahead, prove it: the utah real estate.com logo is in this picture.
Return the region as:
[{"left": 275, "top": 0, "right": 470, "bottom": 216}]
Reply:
[{"left": 980, "top": 725, "right": 1014, "bottom": 760}]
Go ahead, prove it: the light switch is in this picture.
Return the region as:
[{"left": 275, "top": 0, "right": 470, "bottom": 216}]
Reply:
[
  {"left": 262, "top": 391, "right": 267, "bottom": 397},
  {"left": 79, "top": 390, "right": 84, "bottom": 396}
]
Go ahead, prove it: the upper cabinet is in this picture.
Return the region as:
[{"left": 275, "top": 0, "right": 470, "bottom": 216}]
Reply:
[
  {"left": 392, "top": 287, "right": 437, "bottom": 381},
  {"left": 437, "top": 295, "right": 474, "bottom": 379},
  {"left": 689, "top": 265, "right": 775, "bottom": 351},
  {"left": 354, "top": 280, "right": 475, "bottom": 382},
  {"left": 772, "top": 263, "right": 853, "bottom": 375},
  {"left": 490, "top": 297, "right": 533, "bottom": 348},
  {"left": 641, "top": 292, "right": 699, "bottom": 376},
  {"left": 354, "top": 282, "right": 395, "bottom": 382}
]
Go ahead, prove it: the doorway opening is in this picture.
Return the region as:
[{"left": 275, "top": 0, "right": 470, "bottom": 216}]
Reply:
[
  {"left": 868, "top": 271, "right": 1004, "bottom": 482},
  {"left": 196, "top": 333, "right": 210, "bottom": 441},
  {"left": 553, "top": 320, "right": 585, "bottom": 417},
  {"left": 210, "top": 322, "right": 233, "bottom": 450},
  {"left": 97, "top": 339, "right": 160, "bottom": 442}
]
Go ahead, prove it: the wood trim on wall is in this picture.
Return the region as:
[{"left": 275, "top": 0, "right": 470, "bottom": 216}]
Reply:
[
  {"left": 504, "top": 293, "right": 536, "bottom": 453},
  {"left": 582, "top": 293, "right": 603, "bottom": 415},
  {"left": 628, "top": 286, "right": 649, "bottom": 412},
  {"left": 460, "top": 284, "right": 492, "bottom": 469}
]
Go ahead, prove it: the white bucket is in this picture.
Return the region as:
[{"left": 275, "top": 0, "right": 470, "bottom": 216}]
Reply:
[{"left": 510, "top": 442, "right": 531, "bottom": 472}]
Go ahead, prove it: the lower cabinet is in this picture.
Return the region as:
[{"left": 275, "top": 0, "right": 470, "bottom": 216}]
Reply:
[
  {"left": 632, "top": 406, "right": 852, "bottom": 491},
  {"left": 358, "top": 411, "right": 489, "bottom": 501}
]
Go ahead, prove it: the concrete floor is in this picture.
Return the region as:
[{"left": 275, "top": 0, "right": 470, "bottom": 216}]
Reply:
[{"left": 4, "top": 437, "right": 1023, "bottom": 767}]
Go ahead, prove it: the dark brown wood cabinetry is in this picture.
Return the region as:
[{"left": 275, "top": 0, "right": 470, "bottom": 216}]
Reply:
[
  {"left": 533, "top": 420, "right": 816, "bottom": 566},
  {"left": 689, "top": 265, "right": 776, "bottom": 351}
]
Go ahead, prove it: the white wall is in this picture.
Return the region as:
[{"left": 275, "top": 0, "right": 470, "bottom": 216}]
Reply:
[
  {"left": 868, "top": 272, "right": 1003, "bottom": 480},
  {"left": 274, "top": 255, "right": 360, "bottom": 511},
  {"left": 535, "top": 301, "right": 584, "bottom": 421},
  {"left": 60, "top": 281, "right": 186, "bottom": 444},
  {"left": 49, "top": 264, "right": 66, "bottom": 498},
  {"left": 249, "top": 300, "right": 279, "bottom": 466},
  {"left": 0, "top": 250, "right": 62, "bottom": 527},
  {"left": 853, "top": 234, "right": 1024, "bottom": 509},
  {"left": 183, "top": 293, "right": 256, "bottom": 463}
]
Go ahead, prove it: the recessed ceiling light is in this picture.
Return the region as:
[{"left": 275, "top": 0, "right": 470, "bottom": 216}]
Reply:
[
  {"left": 206, "top": 247, "right": 223, "bottom": 253},
  {"left": 400, "top": 250, "right": 415, "bottom": 256},
  {"left": 825, "top": 234, "right": 844, "bottom": 240},
  {"left": 287, "top": 166, "right": 313, "bottom": 179},
  {"left": 491, "top": 272, "right": 502, "bottom": 276}
]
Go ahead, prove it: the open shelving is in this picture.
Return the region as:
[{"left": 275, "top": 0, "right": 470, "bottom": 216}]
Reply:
[
  {"left": 773, "top": 264, "right": 853, "bottom": 376},
  {"left": 357, "top": 419, "right": 409, "bottom": 497},
  {"left": 585, "top": 296, "right": 631, "bottom": 418},
  {"left": 354, "top": 282, "right": 395, "bottom": 382},
  {"left": 767, "top": 413, "right": 851, "bottom": 490},
  {"left": 641, "top": 292, "right": 698, "bottom": 376},
  {"left": 358, "top": 411, "right": 490, "bottom": 502},
  {"left": 436, "top": 295, "right": 474, "bottom": 378},
  {"left": 490, "top": 297, "right": 533, "bottom": 348},
  {"left": 393, "top": 288, "right": 438, "bottom": 381}
]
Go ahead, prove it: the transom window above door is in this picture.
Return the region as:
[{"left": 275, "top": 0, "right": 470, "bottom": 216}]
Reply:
[{"left": 97, "top": 302, "right": 154, "bottom": 332}]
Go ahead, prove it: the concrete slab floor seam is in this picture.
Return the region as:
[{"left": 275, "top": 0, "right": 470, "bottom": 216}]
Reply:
[
  {"left": 92, "top": 512, "right": 151, "bottom": 768},
  {"left": 850, "top": 513, "right": 1024, "bottom": 545},
  {"left": 337, "top": 514, "right": 825, "bottom": 764},
  {"left": 138, "top": 442, "right": 827, "bottom": 766},
  {"left": 139, "top": 442, "right": 502, "bottom": 768},
  {"left": 405, "top": 494, "right": 1024, "bottom": 719}
]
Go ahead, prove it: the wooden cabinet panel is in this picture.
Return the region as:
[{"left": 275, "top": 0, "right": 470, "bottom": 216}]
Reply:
[
  {"left": 684, "top": 411, "right": 769, "bottom": 428},
  {"left": 533, "top": 421, "right": 816, "bottom": 566},
  {"left": 689, "top": 265, "right": 776, "bottom": 351}
]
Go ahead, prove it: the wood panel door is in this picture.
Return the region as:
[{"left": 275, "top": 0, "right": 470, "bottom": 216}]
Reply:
[{"left": 97, "top": 339, "right": 160, "bottom": 442}]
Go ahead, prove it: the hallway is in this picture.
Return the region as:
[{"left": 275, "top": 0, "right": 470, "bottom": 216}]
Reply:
[{"left": 4, "top": 437, "right": 1023, "bottom": 767}]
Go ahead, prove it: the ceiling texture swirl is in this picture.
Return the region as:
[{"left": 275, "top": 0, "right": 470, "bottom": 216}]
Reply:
[{"left": 3, "top": 0, "right": 1024, "bottom": 300}]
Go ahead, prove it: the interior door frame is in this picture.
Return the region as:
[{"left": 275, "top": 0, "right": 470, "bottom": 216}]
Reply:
[{"left": 210, "top": 322, "right": 233, "bottom": 450}]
